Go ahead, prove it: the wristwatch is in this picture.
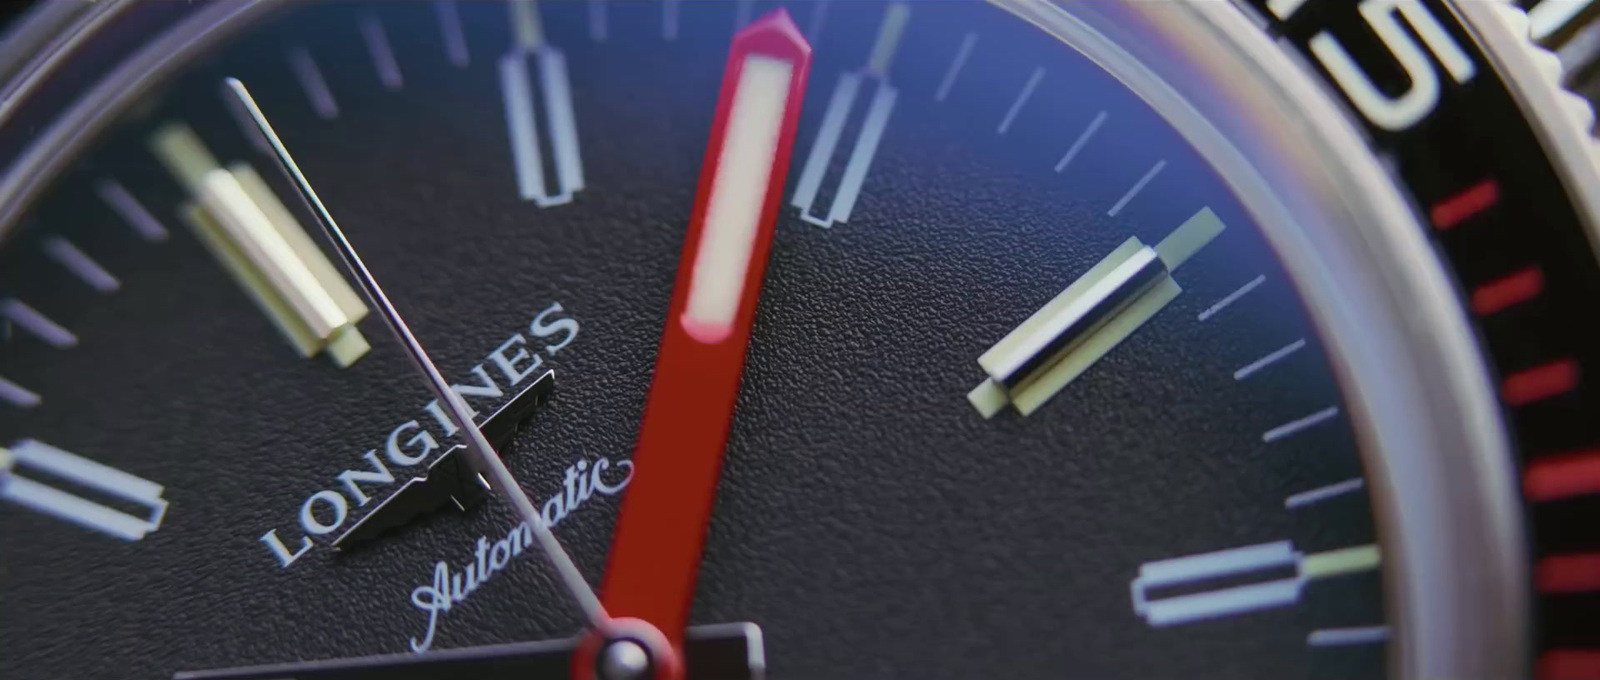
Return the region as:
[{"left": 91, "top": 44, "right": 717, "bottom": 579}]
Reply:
[{"left": 0, "top": 1, "right": 1595, "bottom": 678}]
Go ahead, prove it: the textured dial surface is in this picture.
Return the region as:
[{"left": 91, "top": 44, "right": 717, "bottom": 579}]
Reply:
[{"left": 0, "top": 3, "right": 1385, "bottom": 678}]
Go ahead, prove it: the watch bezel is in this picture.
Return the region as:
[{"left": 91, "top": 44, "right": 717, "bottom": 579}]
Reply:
[{"left": 1006, "top": 1, "right": 1531, "bottom": 677}]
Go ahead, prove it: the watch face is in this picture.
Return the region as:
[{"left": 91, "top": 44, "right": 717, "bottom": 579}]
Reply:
[{"left": 0, "top": 1, "right": 1591, "bottom": 679}]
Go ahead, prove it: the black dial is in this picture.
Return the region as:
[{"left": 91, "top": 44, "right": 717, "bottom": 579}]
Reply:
[{"left": 6, "top": 0, "right": 1575, "bottom": 678}]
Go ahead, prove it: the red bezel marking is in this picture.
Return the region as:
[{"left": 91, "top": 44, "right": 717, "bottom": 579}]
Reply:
[
  {"left": 1471, "top": 266, "right": 1544, "bottom": 316},
  {"left": 1524, "top": 449, "right": 1600, "bottom": 502},
  {"left": 1535, "top": 553, "right": 1600, "bottom": 593},
  {"left": 1503, "top": 359, "right": 1581, "bottom": 406},
  {"left": 1430, "top": 178, "right": 1500, "bottom": 230},
  {"left": 597, "top": 6, "right": 812, "bottom": 655},
  {"left": 1538, "top": 649, "right": 1600, "bottom": 680}
]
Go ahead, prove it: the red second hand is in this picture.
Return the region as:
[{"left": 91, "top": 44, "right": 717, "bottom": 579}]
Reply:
[{"left": 596, "top": 6, "right": 812, "bottom": 673}]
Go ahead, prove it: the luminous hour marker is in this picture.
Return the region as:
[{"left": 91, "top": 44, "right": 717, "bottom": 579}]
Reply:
[
  {"left": 433, "top": 0, "right": 469, "bottom": 67},
  {"left": 866, "top": 3, "right": 911, "bottom": 76},
  {"left": 0, "top": 439, "right": 168, "bottom": 541},
  {"left": 510, "top": 0, "right": 544, "bottom": 48},
  {"left": 359, "top": 14, "right": 403, "bottom": 91},
  {"left": 499, "top": 0, "right": 585, "bottom": 208},
  {"left": 0, "top": 298, "right": 77, "bottom": 348},
  {"left": 0, "top": 375, "right": 40, "bottom": 409},
  {"left": 42, "top": 235, "right": 120, "bottom": 293},
  {"left": 969, "top": 207, "right": 1225, "bottom": 417},
  {"left": 1130, "top": 540, "right": 1380, "bottom": 627},
  {"left": 1262, "top": 406, "right": 1340, "bottom": 443},
  {"left": 287, "top": 46, "right": 338, "bottom": 120},
  {"left": 151, "top": 123, "right": 371, "bottom": 367},
  {"left": 935, "top": 32, "right": 977, "bottom": 103},
  {"left": 791, "top": 2, "right": 908, "bottom": 229},
  {"left": 997, "top": 67, "right": 1044, "bottom": 135},
  {"left": 982, "top": 245, "right": 1168, "bottom": 390},
  {"left": 96, "top": 179, "right": 168, "bottom": 242},
  {"left": 1055, "top": 111, "right": 1108, "bottom": 173}
]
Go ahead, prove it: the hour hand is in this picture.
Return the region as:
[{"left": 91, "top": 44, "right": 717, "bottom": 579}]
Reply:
[
  {"left": 173, "top": 622, "right": 766, "bottom": 680},
  {"left": 332, "top": 370, "right": 554, "bottom": 550}
]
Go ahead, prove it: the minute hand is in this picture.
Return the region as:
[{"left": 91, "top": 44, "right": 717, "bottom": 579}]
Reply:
[
  {"left": 223, "top": 78, "right": 608, "bottom": 628},
  {"left": 600, "top": 9, "right": 812, "bottom": 648}
]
